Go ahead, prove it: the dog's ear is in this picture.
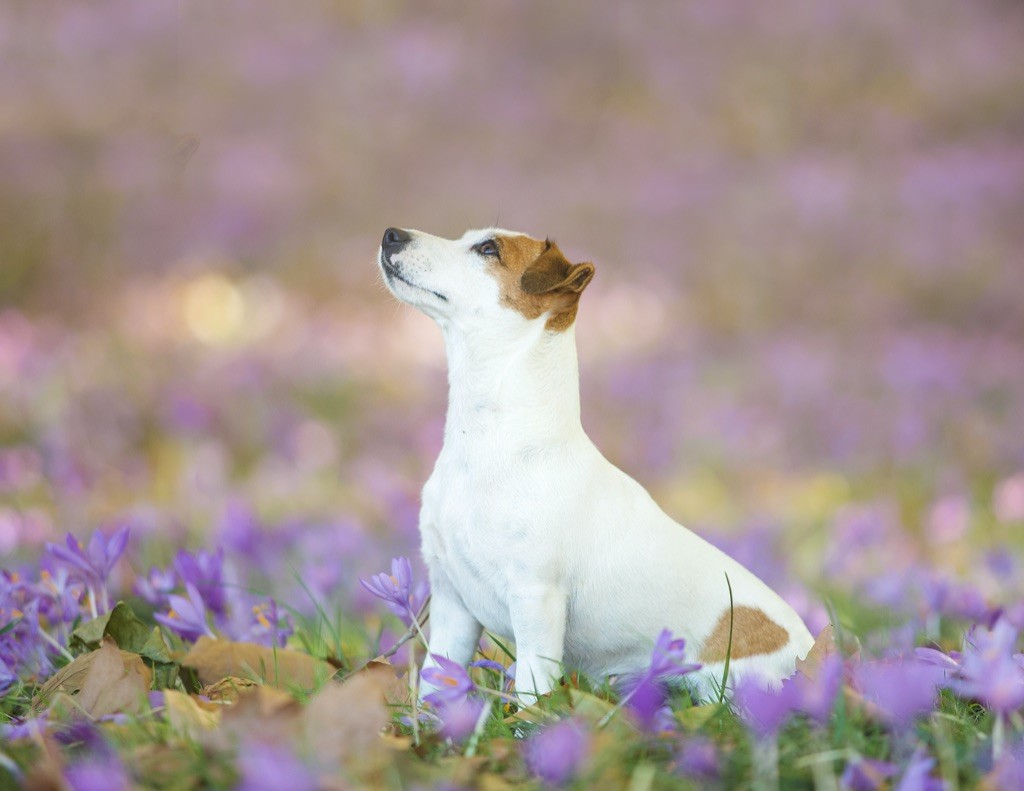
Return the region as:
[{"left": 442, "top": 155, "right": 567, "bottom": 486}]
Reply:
[{"left": 520, "top": 245, "right": 596, "bottom": 296}]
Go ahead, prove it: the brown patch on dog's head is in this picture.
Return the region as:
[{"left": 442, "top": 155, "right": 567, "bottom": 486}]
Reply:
[
  {"left": 488, "top": 235, "right": 595, "bottom": 331},
  {"left": 697, "top": 606, "right": 790, "bottom": 663}
]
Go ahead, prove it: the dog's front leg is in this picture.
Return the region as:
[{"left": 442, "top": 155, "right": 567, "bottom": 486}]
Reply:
[
  {"left": 419, "top": 575, "right": 483, "bottom": 698},
  {"left": 510, "top": 585, "right": 567, "bottom": 702}
]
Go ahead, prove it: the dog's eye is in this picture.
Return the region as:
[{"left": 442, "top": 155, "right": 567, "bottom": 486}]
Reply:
[{"left": 474, "top": 240, "right": 499, "bottom": 258}]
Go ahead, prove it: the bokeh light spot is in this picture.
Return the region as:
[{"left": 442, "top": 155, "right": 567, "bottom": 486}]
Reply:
[{"left": 183, "top": 273, "right": 245, "bottom": 345}]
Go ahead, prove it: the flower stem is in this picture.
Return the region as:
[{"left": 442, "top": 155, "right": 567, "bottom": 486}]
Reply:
[
  {"left": 993, "top": 711, "right": 1005, "bottom": 761},
  {"left": 86, "top": 586, "right": 98, "bottom": 620},
  {"left": 375, "top": 596, "right": 432, "bottom": 663},
  {"left": 37, "top": 627, "right": 75, "bottom": 662},
  {"left": 475, "top": 685, "right": 555, "bottom": 722},
  {"left": 597, "top": 683, "right": 640, "bottom": 729},
  {"left": 752, "top": 735, "right": 780, "bottom": 791},
  {"left": 408, "top": 642, "right": 420, "bottom": 748},
  {"left": 463, "top": 699, "right": 493, "bottom": 758}
]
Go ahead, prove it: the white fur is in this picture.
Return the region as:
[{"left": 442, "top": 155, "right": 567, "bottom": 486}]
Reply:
[{"left": 378, "top": 227, "right": 816, "bottom": 701}]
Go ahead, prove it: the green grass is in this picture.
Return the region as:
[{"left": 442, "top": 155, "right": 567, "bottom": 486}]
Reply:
[{"left": 0, "top": 610, "right": 1014, "bottom": 790}]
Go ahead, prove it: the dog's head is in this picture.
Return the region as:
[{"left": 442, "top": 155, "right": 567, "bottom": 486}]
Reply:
[{"left": 378, "top": 227, "right": 595, "bottom": 333}]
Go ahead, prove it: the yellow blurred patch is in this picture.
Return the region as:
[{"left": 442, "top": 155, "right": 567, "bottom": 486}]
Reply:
[
  {"left": 183, "top": 273, "right": 245, "bottom": 345},
  {"left": 755, "top": 472, "right": 850, "bottom": 523}
]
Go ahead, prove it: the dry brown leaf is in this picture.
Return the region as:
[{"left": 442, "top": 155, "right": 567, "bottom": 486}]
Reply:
[
  {"left": 33, "top": 643, "right": 149, "bottom": 712},
  {"left": 201, "top": 675, "right": 260, "bottom": 704},
  {"left": 23, "top": 736, "right": 65, "bottom": 791},
  {"left": 233, "top": 684, "right": 300, "bottom": 718},
  {"left": 350, "top": 658, "right": 410, "bottom": 706},
  {"left": 485, "top": 738, "right": 516, "bottom": 764},
  {"left": 303, "top": 675, "right": 390, "bottom": 779},
  {"left": 163, "top": 690, "right": 221, "bottom": 739},
  {"left": 795, "top": 625, "right": 838, "bottom": 680},
  {"left": 477, "top": 773, "right": 523, "bottom": 791},
  {"left": 438, "top": 754, "right": 488, "bottom": 786},
  {"left": 181, "top": 637, "right": 333, "bottom": 689},
  {"left": 215, "top": 684, "right": 304, "bottom": 748},
  {"left": 131, "top": 743, "right": 201, "bottom": 790},
  {"left": 380, "top": 732, "right": 413, "bottom": 752},
  {"left": 76, "top": 637, "right": 152, "bottom": 717}
]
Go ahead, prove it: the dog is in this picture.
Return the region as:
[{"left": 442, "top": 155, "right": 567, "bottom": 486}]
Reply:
[{"left": 377, "top": 226, "right": 816, "bottom": 701}]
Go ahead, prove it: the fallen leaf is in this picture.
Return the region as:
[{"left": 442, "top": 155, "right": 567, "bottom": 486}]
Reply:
[
  {"left": 477, "top": 773, "right": 523, "bottom": 791},
  {"left": 163, "top": 690, "right": 220, "bottom": 739},
  {"left": 303, "top": 675, "right": 390, "bottom": 779},
  {"left": 33, "top": 639, "right": 151, "bottom": 715},
  {"left": 216, "top": 685, "right": 303, "bottom": 748},
  {"left": 71, "top": 602, "right": 172, "bottom": 664},
  {"left": 77, "top": 636, "right": 152, "bottom": 718},
  {"left": 439, "top": 754, "right": 488, "bottom": 786},
  {"left": 69, "top": 610, "right": 113, "bottom": 651},
  {"left": 131, "top": 743, "right": 205, "bottom": 791},
  {"left": 181, "top": 637, "right": 333, "bottom": 690},
  {"left": 350, "top": 658, "right": 410, "bottom": 706},
  {"left": 676, "top": 703, "right": 720, "bottom": 731},
  {"left": 796, "top": 625, "right": 837, "bottom": 680},
  {"left": 201, "top": 675, "right": 260, "bottom": 704},
  {"left": 380, "top": 732, "right": 414, "bottom": 751},
  {"left": 22, "top": 735, "right": 65, "bottom": 791},
  {"left": 566, "top": 688, "right": 617, "bottom": 725}
]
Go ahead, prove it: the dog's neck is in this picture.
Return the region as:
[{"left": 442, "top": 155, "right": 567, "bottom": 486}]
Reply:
[{"left": 440, "top": 322, "right": 583, "bottom": 447}]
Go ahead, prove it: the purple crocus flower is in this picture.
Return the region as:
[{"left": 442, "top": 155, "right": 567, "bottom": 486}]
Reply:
[
  {"left": 648, "top": 629, "right": 703, "bottom": 678},
  {"left": 1, "top": 712, "right": 48, "bottom": 741},
  {"left": 236, "top": 740, "right": 317, "bottom": 791},
  {"left": 435, "top": 697, "right": 488, "bottom": 742},
  {"left": 134, "top": 566, "right": 177, "bottom": 607},
  {"left": 894, "top": 749, "right": 944, "bottom": 791},
  {"left": 44, "top": 527, "right": 129, "bottom": 614},
  {"left": 853, "top": 658, "right": 941, "bottom": 730},
  {"left": 620, "top": 629, "right": 701, "bottom": 731},
  {"left": 53, "top": 720, "right": 110, "bottom": 752},
  {"left": 840, "top": 756, "right": 898, "bottom": 791},
  {"left": 222, "top": 597, "right": 293, "bottom": 648},
  {"left": 920, "top": 575, "right": 989, "bottom": 622},
  {"left": 154, "top": 583, "right": 215, "bottom": 642},
  {"left": 470, "top": 658, "right": 515, "bottom": 694},
  {"left": 174, "top": 547, "right": 226, "bottom": 615},
  {"left": 469, "top": 658, "right": 508, "bottom": 675},
  {"left": 676, "top": 737, "right": 720, "bottom": 782},
  {"left": 988, "top": 740, "right": 1024, "bottom": 789},
  {"left": 1, "top": 588, "right": 55, "bottom": 683},
  {"left": 34, "top": 565, "right": 84, "bottom": 628},
  {"left": 913, "top": 647, "right": 962, "bottom": 674},
  {"left": 421, "top": 654, "right": 474, "bottom": 707},
  {"left": 64, "top": 755, "right": 131, "bottom": 791},
  {"left": 45, "top": 528, "right": 130, "bottom": 585},
  {"left": 782, "top": 655, "right": 844, "bottom": 724},
  {"left": 950, "top": 619, "right": 1024, "bottom": 713},
  {"left": 524, "top": 718, "right": 591, "bottom": 786},
  {"left": 733, "top": 675, "right": 796, "bottom": 737},
  {"left": 359, "top": 557, "right": 428, "bottom": 626},
  {"left": 0, "top": 656, "right": 18, "bottom": 694}
]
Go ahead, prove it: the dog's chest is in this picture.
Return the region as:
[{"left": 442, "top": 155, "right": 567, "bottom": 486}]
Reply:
[{"left": 419, "top": 443, "right": 546, "bottom": 636}]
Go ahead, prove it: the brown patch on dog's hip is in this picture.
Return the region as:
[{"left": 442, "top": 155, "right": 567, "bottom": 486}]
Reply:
[{"left": 698, "top": 606, "right": 790, "bottom": 663}]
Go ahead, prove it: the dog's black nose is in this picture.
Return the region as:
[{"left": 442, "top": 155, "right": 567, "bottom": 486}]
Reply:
[{"left": 382, "top": 227, "right": 412, "bottom": 250}]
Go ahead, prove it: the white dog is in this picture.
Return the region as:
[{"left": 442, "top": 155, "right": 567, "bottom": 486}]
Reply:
[{"left": 378, "top": 227, "right": 816, "bottom": 701}]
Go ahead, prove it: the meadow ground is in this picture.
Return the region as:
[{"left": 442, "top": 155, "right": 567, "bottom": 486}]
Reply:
[{"left": 2, "top": 1, "right": 1024, "bottom": 788}]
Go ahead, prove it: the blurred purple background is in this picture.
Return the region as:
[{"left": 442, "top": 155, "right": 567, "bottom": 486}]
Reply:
[{"left": 1, "top": 0, "right": 1023, "bottom": 616}]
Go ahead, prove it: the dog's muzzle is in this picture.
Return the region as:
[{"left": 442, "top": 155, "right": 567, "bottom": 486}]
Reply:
[{"left": 378, "top": 227, "right": 448, "bottom": 302}]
